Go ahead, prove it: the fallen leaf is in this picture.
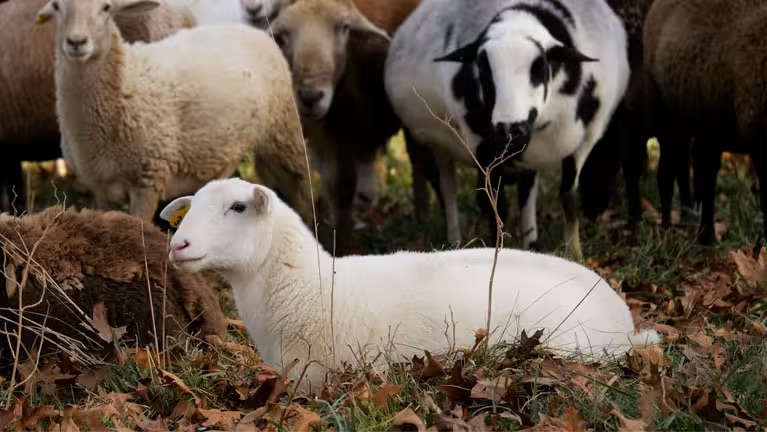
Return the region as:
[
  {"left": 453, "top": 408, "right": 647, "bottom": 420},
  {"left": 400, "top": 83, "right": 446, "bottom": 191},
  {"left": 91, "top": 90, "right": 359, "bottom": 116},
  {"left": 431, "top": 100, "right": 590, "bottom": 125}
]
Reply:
[
  {"left": 238, "top": 403, "right": 320, "bottom": 432},
  {"left": 652, "top": 323, "right": 681, "bottom": 343},
  {"left": 198, "top": 409, "right": 242, "bottom": 429},
  {"left": 227, "top": 318, "right": 248, "bottom": 331},
  {"left": 437, "top": 359, "right": 477, "bottom": 404},
  {"left": 730, "top": 248, "right": 767, "bottom": 289},
  {"left": 411, "top": 351, "right": 446, "bottom": 380},
  {"left": 470, "top": 376, "right": 514, "bottom": 403},
  {"left": 76, "top": 365, "right": 111, "bottom": 391},
  {"left": 389, "top": 407, "right": 425, "bottom": 432},
  {"left": 58, "top": 410, "right": 80, "bottom": 432},
  {"left": 159, "top": 369, "right": 201, "bottom": 406},
  {"left": 0, "top": 399, "right": 24, "bottom": 430},
  {"left": 371, "top": 384, "right": 403, "bottom": 407},
  {"left": 80, "top": 303, "right": 127, "bottom": 343},
  {"left": 611, "top": 409, "right": 648, "bottom": 432}
]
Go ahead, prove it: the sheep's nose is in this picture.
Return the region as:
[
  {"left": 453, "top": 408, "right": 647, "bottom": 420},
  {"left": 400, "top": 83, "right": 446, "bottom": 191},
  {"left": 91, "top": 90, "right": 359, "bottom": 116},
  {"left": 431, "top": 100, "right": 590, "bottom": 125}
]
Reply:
[
  {"left": 66, "top": 35, "right": 88, "bottom": 49},
  {"left": 298, "top": 89, "right": 325, "bottom": 109},
  {"left": 245, "top": 4, "right": 262, "bottom": 16},
  {"left": 171, "top": 239, "right": 190, "bottom": 253},
  {"left": 495, "top": 121, "right": 530, "bottom": 140}
]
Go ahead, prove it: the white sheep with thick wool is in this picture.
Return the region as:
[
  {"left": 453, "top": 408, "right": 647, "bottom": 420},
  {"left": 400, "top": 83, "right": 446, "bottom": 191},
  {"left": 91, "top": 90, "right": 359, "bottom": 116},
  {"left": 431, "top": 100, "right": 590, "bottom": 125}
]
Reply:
[
  {"left": 37, "top": 0, "right": 313, "bottom": 224},
  {"left": 384, "top": 0, "right": 630, "bottom": 259},
  {"left": 161, "top": 178, "right": 660, "bottom": 390}
]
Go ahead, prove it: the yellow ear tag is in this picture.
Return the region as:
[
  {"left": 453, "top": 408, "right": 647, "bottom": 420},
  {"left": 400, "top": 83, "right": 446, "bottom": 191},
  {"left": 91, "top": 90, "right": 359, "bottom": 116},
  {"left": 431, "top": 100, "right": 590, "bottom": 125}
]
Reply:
[
  {"left": 37, "top": 14, "right": 51, "bottom": 25},
  {"left": 169, "top": 204, "right": 190, "bottom": 228}
]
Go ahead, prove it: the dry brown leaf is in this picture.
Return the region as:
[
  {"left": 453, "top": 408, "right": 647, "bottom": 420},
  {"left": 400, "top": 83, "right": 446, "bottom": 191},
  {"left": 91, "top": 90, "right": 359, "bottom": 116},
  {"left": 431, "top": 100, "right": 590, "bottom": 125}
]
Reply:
[
  {"left": 611, "top": 409, "right": 648, "bottom": 432},
  {"left": 205, "top": 335, "right": 259, "bottom": 360},
  {"left": 389, "top": 408, "right": 425, "bottom": 432},
  {"left": 730, "top": 248, "right": 767, "bottom": 289},
  {"left": 159, "top": 369, "right": 201, "bottom": 406},
  {"left": 169, "top": 400, "right": 198, "bottom": 422},
  {"left": 412, "top": 352, "right": 446, "bottom": 380},
  {"left": 371, "top": 384, "right": 403, "bottom": 407},
  {"left": 238, "top": 403, "right": 320, "bottom": 432},
  {"left": 470, "top": 376, "right": 514, "bottom": 403},
  {"left": 227, "top": 318, "right": 248, "bottom": 331},
  {"left": 711, "top": 342, "right": 726, "bottom": 374},
  {"left": 80, "top": 302, "right": 127, "bottom": 343},
  {"left": 75, "top": 365, "right": 111, "bottom": 391},
  {"left": 58, "top": 411, "right": 80, "bottom": 432},
  {"left": 198, "top": 409, "right": 242, "bottom": 429},
  {"left": 652, "top": 323, "right": 681, "bottom": 343}
]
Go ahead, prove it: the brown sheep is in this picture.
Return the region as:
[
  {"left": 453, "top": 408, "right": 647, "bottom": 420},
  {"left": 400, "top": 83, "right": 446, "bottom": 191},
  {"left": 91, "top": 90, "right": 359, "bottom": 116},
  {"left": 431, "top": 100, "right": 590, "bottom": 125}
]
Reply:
[
  {"left": 643, "top": 0, "right": 767, "bottom": 244},
  {"left": 266, "top": 0, "right": 428, "bottom": 254},
  {"left": 0, "top": 0, "right": 196, "bottom": 214},
  {"left": 0, "top": 206, "right": 228, "bottom": 372}
]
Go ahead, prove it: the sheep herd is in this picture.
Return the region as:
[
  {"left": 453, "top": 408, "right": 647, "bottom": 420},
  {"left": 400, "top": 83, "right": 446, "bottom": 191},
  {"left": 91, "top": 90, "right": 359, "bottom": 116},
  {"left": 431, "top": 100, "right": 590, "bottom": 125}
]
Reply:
[{"left": 0, "top": 0, "right": 764, "bottom": 389}]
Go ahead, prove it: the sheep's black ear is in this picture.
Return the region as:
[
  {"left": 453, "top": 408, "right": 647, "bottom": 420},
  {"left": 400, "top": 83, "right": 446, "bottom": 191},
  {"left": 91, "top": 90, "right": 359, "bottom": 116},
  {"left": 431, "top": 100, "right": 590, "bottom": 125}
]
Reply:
[
  {"left": 160, "top": 196, "right": 192, "bottom": 225},
  {"left": 547, "top": 45, "right": 598, "bottom": 64},
  {"left": 252, "top": 186, "right": 271, "bottom": 214},
  {"left": 434, "top": 40, "right": 481, "bottom": 63}
]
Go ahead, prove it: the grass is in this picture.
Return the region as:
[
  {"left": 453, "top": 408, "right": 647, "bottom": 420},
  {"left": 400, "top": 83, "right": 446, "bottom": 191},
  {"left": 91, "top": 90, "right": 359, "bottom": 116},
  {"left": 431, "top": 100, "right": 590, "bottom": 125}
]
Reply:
[{"left": 2, "top": 136, "right": 767, "bottom": 431}]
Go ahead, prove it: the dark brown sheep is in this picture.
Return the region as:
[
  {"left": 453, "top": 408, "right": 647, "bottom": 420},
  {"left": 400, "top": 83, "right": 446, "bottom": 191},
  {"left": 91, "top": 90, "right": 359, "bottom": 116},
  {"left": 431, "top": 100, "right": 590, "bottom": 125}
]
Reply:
[
  {"left": 643, "top": 0, "right": 767, "bottom": 243},
  {"left": 0, "top": 206, "right": 227, "bottom": 372}
]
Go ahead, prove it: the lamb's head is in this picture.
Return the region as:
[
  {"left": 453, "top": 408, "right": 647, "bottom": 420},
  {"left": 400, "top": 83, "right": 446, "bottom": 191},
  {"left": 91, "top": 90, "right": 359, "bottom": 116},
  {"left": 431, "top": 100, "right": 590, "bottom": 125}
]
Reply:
[
  {"left": 435, "top": 17, "right": 597, "bottom": 157},
  {"left": 269, "top": 0, "right": 389, "bottom": 118},
  {"left": 159, "top": 179, "right": 278, "bottom": 275},
  {"left": 37, "top": 0, "right": 160, "bottom": 62},
  {"left": 240, "top": 0, "right": 288, "bottom": 29}
]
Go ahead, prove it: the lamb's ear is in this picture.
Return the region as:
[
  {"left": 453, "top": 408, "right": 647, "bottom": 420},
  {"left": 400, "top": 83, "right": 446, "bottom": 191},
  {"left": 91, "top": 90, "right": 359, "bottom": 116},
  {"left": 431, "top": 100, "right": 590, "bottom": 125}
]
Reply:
[
  {"left": 160, "top": 196, "right": 192, "bottom": 228},
  {"left": 36, "top": 1, "right": 55, "bottom": 24},
  {"left": 547, "top": 45, "right": 598, "bottom": 64},
  {"left": 434, "top": 40, "right": 481, "bottom": 63},
  {"left": 114, "top": 0, "right": 161, "bottom": 15},
  {"left": 251, "top": 186, "right": 272, "bottom": 214},
  {"left": 349, "top": 8, "right": 390, "bottom": 41}
]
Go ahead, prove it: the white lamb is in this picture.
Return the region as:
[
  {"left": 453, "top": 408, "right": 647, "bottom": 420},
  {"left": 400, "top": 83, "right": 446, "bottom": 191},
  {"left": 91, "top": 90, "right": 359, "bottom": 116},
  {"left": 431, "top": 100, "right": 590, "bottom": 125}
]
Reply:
[
  {"left": 160, "top": 178, "right": 660, "bottom": 390},
  {"left": 384, "top": 0, "right": 630, "bottom": 260},
  {"left": 37, "top": 0, "right": 313, "bottom": 224}
]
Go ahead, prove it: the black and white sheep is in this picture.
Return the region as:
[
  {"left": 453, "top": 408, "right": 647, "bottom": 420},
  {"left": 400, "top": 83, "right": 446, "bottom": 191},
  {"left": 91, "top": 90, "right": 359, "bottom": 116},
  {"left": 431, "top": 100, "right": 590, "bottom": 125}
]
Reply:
[
  {"left": 643, "top": 0, "right": 767, "bottom": 244},
  {"left": 385, "top": 0, "right": 630, "bottom": 259}
]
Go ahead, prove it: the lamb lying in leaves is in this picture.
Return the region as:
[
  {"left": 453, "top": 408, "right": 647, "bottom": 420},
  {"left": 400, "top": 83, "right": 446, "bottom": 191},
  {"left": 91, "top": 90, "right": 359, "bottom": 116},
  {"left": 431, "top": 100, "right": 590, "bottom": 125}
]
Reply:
[
  {"left": 0, "top": 206, "right": 227, "bottom": 373},
  {"left": 161, "top": 178, "right": 661, "bottom": 390}
]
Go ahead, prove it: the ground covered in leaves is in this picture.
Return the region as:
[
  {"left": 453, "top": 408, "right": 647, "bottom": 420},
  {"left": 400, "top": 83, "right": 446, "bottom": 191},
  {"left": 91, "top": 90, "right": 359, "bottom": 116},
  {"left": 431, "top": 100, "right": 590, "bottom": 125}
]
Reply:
[{"left": 1, "top": 141, "right": 766, "bottom": 431}]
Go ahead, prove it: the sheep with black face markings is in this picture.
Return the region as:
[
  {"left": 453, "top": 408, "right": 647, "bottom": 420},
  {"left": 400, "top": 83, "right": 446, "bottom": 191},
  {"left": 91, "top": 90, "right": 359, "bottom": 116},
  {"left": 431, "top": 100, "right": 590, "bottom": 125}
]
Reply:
[
  {"left": 384, "top": 0, "right": 630, "bottom": 260},
  {"left": 160, "top": 178, "right": 660, "bottom": 391}
]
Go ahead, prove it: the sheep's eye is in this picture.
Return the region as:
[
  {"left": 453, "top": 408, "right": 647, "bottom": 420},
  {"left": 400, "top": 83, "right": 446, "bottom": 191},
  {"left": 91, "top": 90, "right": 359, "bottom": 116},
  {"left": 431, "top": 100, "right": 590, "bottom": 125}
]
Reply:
[
  {"left": 530, "top": 56, "right": 547, "bottom": 87},
  {"left": 52, "top": 1, "right": 59, "bottom": 11},
  {"left": 338, "top": 22, "right": 350, "bottom": 35},
  {"left": 230, "top": 202, "right": 247, "bottom": 213},
  {"left": 102, "top": 3, "right": 110, "bottom": 12}
]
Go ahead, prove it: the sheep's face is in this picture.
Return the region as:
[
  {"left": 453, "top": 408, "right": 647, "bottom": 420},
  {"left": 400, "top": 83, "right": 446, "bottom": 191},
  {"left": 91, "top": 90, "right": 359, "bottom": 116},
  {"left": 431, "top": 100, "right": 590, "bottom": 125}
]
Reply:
[
  {"left": 269, "top": 0, "right": 389, "bottom": 118},
  {"left": 160, "top": 180, "right": 276, "bottom": 275},
  {"left": 37, "top": 0, "right": 160, "bottom": 62},
  {"left": 435, "top": 26, "right": 596, "bottom": 154},
  {"left": 240, "top": 0, "right": 288, "bottom": 29}
]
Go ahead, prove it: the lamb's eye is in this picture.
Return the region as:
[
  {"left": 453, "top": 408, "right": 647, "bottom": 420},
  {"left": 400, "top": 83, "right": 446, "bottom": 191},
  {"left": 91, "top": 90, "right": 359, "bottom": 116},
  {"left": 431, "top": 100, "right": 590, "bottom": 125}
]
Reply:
[
  {"left": 230, "top": 202, "right": 247, "bottom": 213},
  {"left": 338, "top": 22, "right": 350, "bottom": 35},
  {"left": 530, "top": 56, "right": 547, "bottom": 87},
  {"left": 102, "top": 3, "right": 110, "bottom": 12},
  {"left": 52, "top": 1, "right": 59, "bottom": 11}
]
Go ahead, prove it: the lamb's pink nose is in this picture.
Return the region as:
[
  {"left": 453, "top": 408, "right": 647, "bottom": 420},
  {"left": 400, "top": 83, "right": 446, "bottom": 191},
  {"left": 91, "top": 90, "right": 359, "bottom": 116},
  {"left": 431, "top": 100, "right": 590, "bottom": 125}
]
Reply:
[{"left": 171, "top": 239, "right": 190, "bottom": 253}]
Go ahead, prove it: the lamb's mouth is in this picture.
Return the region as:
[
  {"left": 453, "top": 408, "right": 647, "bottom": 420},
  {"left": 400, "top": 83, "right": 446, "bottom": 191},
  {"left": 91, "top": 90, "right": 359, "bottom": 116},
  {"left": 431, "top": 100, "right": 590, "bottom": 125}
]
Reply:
[{"left": 173, "top": 255, "right": 206, "bottom": 265}]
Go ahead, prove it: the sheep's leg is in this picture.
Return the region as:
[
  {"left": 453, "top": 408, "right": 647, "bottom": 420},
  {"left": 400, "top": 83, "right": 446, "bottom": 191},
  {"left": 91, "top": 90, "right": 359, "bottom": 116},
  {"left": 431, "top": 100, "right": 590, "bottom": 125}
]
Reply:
[
  {"left": 434, "top": 151, "right": 461, "bottom": 245},
  {"left": 0, "top": 160, "right": 26, "bottom": 215},
  {"left": 675, "top": 138, "right": 696, "bottom": 224},
  {"left": 129, "top": 187, "right": 161, "bottom": 222},
  {"left": 560, "top": 156, "right": 582, "bottom": 261},
  {"left": 749, "top": 144, "right": 767, "bottom": 241},
  {"left": 691, "top": 140, "right": 721, "bottom": 245},
  {"left": 623, "top": 117, "right": 648, "bottom": 224},
  {"left": 476, "top": 167, "right": 508, "bottom": 244},
  {"left": 405, "top": 131, "right": 442, "bottom": 221},
  {"left": 517, "top": 171, "right": 539, "bottom": 250},
  {"left": 656, "top": 130, "right": 678, "bottom": 230},
  {"left": 332, "top": 148, "right": 356, "bottom": 255}
]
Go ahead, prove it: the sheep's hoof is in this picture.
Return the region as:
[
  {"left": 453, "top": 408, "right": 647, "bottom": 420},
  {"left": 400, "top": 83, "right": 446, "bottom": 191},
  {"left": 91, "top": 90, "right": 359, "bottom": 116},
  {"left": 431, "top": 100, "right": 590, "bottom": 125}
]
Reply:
[
  {"left": 696, "top": 226, "right": 716, "bottom": 246},
  {"left": 527, "top": 240, "right": 542, "bottom": 251}
]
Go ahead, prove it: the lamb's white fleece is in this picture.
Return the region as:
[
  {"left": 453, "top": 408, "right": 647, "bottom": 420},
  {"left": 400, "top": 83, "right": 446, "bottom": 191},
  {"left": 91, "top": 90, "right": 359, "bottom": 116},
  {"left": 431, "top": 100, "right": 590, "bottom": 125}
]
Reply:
[{"left": 161, "top": 178, "right": 660, "bottom": 390}]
